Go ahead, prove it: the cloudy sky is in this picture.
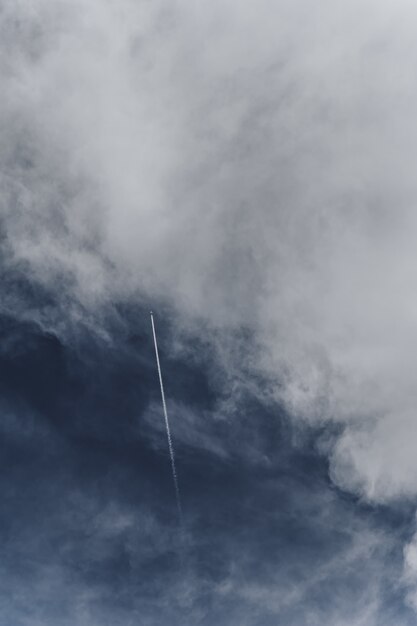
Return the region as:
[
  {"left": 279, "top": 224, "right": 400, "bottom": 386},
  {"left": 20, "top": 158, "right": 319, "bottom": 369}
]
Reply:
[{"left": 2, "top": 0, "right": 417, "bottom": 623}]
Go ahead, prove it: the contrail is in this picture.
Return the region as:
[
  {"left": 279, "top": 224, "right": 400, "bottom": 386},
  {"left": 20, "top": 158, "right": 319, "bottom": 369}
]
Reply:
[{"left": 150, "top": 312, "right": 183, "bottom": 523}]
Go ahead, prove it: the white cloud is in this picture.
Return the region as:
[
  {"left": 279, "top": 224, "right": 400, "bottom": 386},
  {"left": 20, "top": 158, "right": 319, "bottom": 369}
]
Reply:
[{"left": 3, "top": 0, "right": 417, "bottom": 516}]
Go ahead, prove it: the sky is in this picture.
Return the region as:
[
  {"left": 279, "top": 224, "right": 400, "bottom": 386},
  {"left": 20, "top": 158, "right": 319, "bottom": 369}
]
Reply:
[{"left": 2, "top": 0, "right": 417, "bottom": 624}]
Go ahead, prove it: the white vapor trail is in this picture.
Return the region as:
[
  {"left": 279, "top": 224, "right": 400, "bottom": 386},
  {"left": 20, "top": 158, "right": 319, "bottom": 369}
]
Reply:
[{"left": 150, "top": 312, "right": 183, "bottom": 522}]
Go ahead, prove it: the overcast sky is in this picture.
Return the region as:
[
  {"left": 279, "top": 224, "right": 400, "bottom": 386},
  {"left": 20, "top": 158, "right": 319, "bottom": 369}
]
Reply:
[{"left": 2, "top": 0, "right": 417, "bottom": 624}]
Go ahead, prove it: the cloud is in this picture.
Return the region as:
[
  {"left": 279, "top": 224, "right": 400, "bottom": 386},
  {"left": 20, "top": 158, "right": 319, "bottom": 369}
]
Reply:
[
  {"left": 401, "top": 518, "right": 417, "bottom": 617},
  {"left": 0, "top": 311, "right": 414, "bottom": 624},
  {"left": 3, "top": 0, "right": 417, "bottom": 589},
  {"left": 0, "top": 403, "right": 405, "bottom": 626}
]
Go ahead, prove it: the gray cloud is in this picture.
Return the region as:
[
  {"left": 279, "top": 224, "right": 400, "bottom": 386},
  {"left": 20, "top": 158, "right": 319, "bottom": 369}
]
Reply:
[{"left": 3, "top": 0, "right": 417, "bottom": 615}]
